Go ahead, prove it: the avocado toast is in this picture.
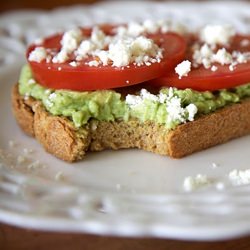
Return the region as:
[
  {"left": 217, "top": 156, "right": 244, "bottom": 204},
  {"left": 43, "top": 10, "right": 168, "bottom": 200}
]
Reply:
[{"left": 12, "top": 22, "right": 250, "bottom": 162}]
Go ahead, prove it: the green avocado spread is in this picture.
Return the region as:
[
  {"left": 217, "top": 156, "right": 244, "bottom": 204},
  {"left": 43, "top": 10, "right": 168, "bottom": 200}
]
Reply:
[{"left": 19, "top": 65, "right": 250, "bottom": 129}]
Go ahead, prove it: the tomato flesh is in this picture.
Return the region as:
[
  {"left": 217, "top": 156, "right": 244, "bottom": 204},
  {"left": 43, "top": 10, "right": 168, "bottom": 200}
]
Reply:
[
  {"left": 149, "top": 35, "right": 250, "bottom": 91},
  {"left": 27, "top": 27, "right": 186, "bottom": 91}
]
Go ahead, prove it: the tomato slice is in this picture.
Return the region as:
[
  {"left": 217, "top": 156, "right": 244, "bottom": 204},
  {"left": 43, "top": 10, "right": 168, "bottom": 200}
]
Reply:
[
  {"left": 149, "top": 35, "right": 250, "bottom": 91},
  {"left": 27, "top": 26, "right": 186, "bottom": 91}
]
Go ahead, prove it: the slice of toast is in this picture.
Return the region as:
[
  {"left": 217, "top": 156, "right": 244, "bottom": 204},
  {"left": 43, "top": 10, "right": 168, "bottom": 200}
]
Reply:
[{"left": 12, "top": 84, "right": 250, "bottom": 162}]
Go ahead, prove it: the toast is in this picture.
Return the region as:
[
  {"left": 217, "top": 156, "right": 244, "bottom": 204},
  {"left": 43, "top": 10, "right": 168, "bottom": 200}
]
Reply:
[{"left": 12, "top": 84, "right": 250, "bottom": 162}]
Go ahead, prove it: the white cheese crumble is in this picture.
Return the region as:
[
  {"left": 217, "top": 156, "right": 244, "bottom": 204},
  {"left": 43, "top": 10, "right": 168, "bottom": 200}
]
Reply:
[
  {"left": 200, "top": 24, "right": 235, "bottom": 45},
  {"left": 28, "top": 47, "right": 47, "bottom": 62},
  {"left": 192, "top": 43, "right": 250, "bottom": 71},
  {"left": 61, "top": 28, "right": 83, "bottom": 53},
  {"left": 107, "top": 40, "right": 131, "bottom": 67},
  {"left": 175, "top": 60, "right": 191, "bottom": 79},
  {"left": 186, "top": 104, "right": 198, "bottom": 121},
  {"left": 91, "top": 35, "right": 162, "bottom": 67},
  {"left": 166, "top": 96, "right": 186, "bottom": 123},
  {"left": 183, "top": 174, "right": 211, "bottom": 192},
  {"left": 28, "top": 79, "right": 36, "bottom": 85},
  {"left": 52, "top": 50, "right": 69, "bottom": 63},
  {"left": 51, "top": 28, "right": 82, "bottom": 63},
  {"left": 125, "top": 94, "right": 143, "bottom": 106},
  {"left": 69, "top": 61, "right": 77, "bottom": 67},
  {"left": 191, "top": 24, "right": 250, "bottom": 71},
  {"left": 228, "top": 169, "right": 250, "bottom": 186},
  {"left": 48, "top": 93, "right": 57, "bottom": 100},
  {"left": 211, "top": 65, "right": 218, "bottom": 72},
  {"left": 213, "top": 48, "right": 233, "bottom": 65},
  {"left": 88, "top": 60, "right": 100, "bottom": 67}
]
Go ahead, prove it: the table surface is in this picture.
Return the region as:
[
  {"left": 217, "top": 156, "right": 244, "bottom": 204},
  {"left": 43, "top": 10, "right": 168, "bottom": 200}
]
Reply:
[
  {"left": 1, "top": 223, "right": 250, "bottom": 250},
  {"left": 1, "top": 1, "right": 250, "bottom": 249}
]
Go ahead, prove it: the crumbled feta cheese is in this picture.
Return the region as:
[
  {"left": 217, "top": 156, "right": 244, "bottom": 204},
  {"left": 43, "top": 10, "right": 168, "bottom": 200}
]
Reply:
[
  {"left": 183, "top": 174, "right": 211, "bottom": 192},
  {"left": 186, "top": 103, "right": 198, "bottom": 121},
  {"left": 28, "top": 47, "right": 47, "bottom": 62},
  {"left": 232, "top": 51, "right": 248, "bottom": 64},
  {"left": 193, "top": 43, "right": 213, "bottom": 68},
  {"left": 125, "top": 94, "right": 143, "bottom": 106},
  {"left": 28, "top": 79, "right": 36, "bottom": 85},
  {"left": 49, "top": 93, "right": 57, "bottom": 100},
  {"left": 69, "top": 61, "right": 77, "bottom": 67},
  {"left": 52, "top": 50, "right": 69, "bottom": 63},
  {"left": 131, "top": 36, "right": 155, "bottom": 55},
  {"left": 192, "top": 43, "right": 249, "bottom": 70},
  {"left": 228, "top": 169, "right": 250, "bottom": 186},
  {"left": 175, "top": 60, "right": 191, "bottom": 79},
  {"left": 88, "top": 60, "right": 100, "bottom": 67},
  {"left": 200, "top": 24, "right": 235, "bottom": 45},
  {"left": 126, "top": 89, "right": 159, "bottom": 106},
  {"left": 213, "top": 48, "right": 233, "bottom": 65},
  {"left": 44, "top": 99, "right": 53, "bottom": 108},
  {"left": 61, "top": 28, "right": 82, "bottom": 53},
  {"left": 166, "top": 96, "right": 186, "bottom": 123},
  {"left": 200, "top": 43, "right": 213, "bottom": 58},
  {"left": 24, "top": 95, "right": 30, "bottom": 100},
  {"left": 211, "top": 65, "right": 218, "bottom": 72},
  {"left": 140, "top": 88, "right": 159, "bottom": 102},
  {"left": 158, "top": 92, "right": 168, "bottom": 104},
  {"left": 45, "top": 89, "right": 51, "bottom": 95},
  {"left": 108, "top": 40, "right": 131, "bottom": 67},
  {"left": 94, "top": 50, "right": 109, "bottom": 65},
  {"left": 229, "top": 64, "right": 235, "bottom": 71},
  {"left": 91, "top": 26, "right": 106, "bottom": 48},
  {"left": 52, "top": 28, "right": 82, "bottom": 63},
  {"left": 76, "top": 40, "right": 95, "bottom": 60}
]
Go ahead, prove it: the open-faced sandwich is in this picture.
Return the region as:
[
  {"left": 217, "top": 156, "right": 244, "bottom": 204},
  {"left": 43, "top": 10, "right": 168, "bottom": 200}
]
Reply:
[{"left": 12, "top": 21, "right": 250, "bottom": 162}]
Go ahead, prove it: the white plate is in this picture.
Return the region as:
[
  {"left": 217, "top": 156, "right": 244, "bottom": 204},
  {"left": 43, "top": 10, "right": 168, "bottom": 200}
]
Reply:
[{"left": 0, "top": 1, "right": 250, "bottom": 241}]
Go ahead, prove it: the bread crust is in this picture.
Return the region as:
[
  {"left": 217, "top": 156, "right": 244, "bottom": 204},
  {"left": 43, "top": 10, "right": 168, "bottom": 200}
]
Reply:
[{"left": 12, "top": 84, "right": 250, "bottom": 162}]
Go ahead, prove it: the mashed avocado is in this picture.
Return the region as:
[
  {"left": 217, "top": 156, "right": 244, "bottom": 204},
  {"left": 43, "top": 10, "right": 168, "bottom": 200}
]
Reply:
[{"left": 19, "top": 65, "right": 250, "bottom": 129}]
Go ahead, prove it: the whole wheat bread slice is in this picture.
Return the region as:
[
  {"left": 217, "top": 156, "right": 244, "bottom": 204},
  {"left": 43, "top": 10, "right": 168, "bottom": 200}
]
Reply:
[{"left": 12, "top": 84, "right": 250, "bottom": 162}]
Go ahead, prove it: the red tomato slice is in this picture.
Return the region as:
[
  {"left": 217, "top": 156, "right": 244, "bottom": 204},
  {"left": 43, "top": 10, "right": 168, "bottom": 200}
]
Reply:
[
  {"left": 149, "top": 35, "right": 250, "bottom": 91},
  {"left": 27, "top": 27, "right": 186, "bottom": 91}
]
